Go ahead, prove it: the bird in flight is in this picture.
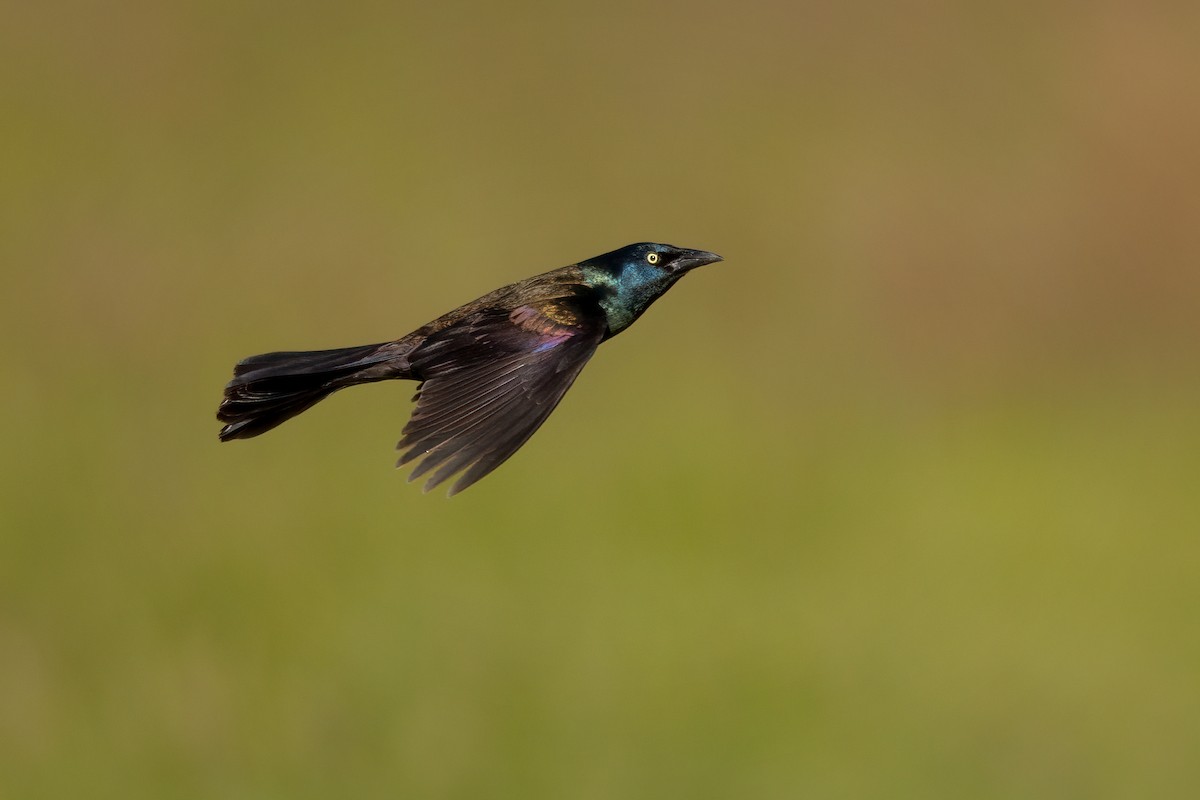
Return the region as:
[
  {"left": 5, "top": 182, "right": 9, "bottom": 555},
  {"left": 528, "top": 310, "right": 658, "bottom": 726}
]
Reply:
[{"left": 217, "top": 242, "right": 722, "bottom": 495}]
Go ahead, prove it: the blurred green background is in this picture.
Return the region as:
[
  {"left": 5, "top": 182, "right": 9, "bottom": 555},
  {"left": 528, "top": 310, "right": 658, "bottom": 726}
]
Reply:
[{"left": 3, "top": 1, "right": 1199, "bottom": 797}]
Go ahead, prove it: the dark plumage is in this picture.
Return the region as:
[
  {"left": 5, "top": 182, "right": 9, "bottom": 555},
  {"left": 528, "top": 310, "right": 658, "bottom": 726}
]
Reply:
[{"left": 217, "top": 242, "right": 722, "bottom": 494}]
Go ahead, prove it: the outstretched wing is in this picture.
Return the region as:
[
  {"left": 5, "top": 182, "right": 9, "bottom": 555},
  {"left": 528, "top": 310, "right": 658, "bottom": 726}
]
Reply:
[{"left": 396, "top": 303, "right": 604, "bottom": 495}]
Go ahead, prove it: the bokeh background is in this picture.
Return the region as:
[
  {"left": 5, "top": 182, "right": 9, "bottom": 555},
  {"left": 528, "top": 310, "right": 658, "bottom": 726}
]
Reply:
[{"left": 3, "top": 1, "right": 1199, "bottom": 797}]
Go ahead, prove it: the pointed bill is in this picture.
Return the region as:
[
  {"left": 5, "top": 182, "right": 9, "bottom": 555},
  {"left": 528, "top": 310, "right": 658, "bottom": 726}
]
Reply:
[{"left": 671, "top": 248, "right": 723, "bottom": 273}]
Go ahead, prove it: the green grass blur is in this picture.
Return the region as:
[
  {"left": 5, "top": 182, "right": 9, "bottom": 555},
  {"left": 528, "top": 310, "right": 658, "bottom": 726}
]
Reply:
[{"left": 3, "top": 2, "right": 1199, "bottom": 797}]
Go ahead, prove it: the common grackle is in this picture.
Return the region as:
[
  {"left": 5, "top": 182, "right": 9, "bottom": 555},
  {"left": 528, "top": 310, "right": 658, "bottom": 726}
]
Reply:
[{"left": 217, "top": 242, "right": 722, "bottom": 495}]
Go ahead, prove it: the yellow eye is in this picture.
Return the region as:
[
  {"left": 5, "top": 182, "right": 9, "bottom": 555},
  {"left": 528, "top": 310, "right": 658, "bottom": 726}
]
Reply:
[{"left": 646, "top": 252, "right": 660, "bottom": 264}]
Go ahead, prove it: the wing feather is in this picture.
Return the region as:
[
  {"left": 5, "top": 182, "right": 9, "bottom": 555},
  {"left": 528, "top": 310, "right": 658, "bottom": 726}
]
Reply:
[{"left": 395, "top": 304, "right": 603, "bottom": 494}]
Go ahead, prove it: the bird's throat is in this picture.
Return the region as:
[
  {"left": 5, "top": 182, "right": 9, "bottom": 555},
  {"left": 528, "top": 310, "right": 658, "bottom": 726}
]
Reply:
[{"left": 584, "top": 263, "right": 679, "bottom": 338}]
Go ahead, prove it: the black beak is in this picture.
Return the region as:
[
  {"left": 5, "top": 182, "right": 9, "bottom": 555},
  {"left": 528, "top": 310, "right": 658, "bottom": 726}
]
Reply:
[{"left": 673, "top": 248, "right": 723, "bottom": 273}]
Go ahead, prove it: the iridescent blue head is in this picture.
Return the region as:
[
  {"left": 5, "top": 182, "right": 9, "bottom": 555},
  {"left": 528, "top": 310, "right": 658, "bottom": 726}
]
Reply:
[{"left": 579, "top": 242, "right": 723, "bottom": 337}]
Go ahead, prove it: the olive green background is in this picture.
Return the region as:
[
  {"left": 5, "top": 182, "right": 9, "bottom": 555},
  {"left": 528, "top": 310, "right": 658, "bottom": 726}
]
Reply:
[{"left": 3, "top": 2, "right": 1198, "bottom": 797}]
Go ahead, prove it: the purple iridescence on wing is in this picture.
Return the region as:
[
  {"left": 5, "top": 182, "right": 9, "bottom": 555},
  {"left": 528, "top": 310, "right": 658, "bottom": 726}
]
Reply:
[{"left": 533, "top": 334, "right": 571, "bottom": 353}]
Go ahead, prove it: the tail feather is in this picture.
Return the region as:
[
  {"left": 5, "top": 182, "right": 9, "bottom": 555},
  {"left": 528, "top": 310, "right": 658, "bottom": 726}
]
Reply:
[{"left": 218, "top": 342, "right": 394, "bottom": 441}]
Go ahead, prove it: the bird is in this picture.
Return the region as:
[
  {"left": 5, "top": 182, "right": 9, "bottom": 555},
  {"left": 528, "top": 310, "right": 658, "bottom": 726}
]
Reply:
[{"left": 217, "top": 242, "right": 722, "bottom": 495}]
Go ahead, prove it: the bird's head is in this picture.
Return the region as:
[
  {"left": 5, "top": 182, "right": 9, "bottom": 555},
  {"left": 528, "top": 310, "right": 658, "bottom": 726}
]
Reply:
[
  {"left": 587, "top": 242, "right": 724, "bottom": 278},
  {"left": 579, "top": 242, "right": 723, "bottom": 337}
]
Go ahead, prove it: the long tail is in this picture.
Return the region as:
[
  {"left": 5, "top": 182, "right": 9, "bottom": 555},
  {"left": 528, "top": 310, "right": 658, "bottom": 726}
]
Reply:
[{"left": 217, "top": 343, "right": 398, "bottom": 441}]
